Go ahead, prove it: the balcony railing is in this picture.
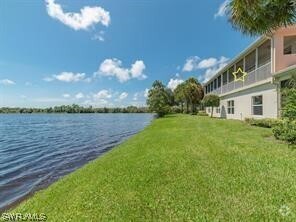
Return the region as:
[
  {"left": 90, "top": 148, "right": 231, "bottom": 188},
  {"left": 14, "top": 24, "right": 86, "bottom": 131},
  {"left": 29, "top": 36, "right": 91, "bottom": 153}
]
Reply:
[{"left": 208, "top": 62, "right": 271, "bottom": 95}]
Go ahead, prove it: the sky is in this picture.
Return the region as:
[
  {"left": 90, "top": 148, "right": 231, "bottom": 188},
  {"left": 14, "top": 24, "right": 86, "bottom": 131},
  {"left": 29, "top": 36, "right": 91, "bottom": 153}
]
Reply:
[{"left": 0, "top": 0, "right": 256, "bottom": 108}]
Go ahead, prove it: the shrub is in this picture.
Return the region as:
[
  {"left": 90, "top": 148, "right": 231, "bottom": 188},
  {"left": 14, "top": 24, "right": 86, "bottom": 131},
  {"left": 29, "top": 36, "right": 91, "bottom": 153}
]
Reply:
[
  {"left": 171, "top": 106, "right": 182, "bottom": 113},
  {"left": 273, "top": 87, "right": 296, "bottom": 145},
  {"left": 281, "top": 88, "right": 296, "bottom": 120},
  {"left": 245, "top": 118, "right": 279, "bottom": 128},
  {"left": 197, "top": 111, "right": 208, "bottom": 116},
  {"left": 272, "top": 120, "right": 296, "bottom": 145}
]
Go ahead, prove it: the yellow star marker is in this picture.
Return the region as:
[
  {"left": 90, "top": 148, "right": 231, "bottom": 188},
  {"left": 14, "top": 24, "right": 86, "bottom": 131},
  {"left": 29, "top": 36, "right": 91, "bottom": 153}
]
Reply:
[{"left": 232, "top": 68, "right": 248, "bottom": 82}]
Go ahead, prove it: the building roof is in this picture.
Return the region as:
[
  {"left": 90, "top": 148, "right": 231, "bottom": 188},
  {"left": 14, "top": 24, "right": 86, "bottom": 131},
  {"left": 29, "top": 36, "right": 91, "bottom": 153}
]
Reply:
[{"left": 273, "top": 64, "right": 296, "bottom": 77}]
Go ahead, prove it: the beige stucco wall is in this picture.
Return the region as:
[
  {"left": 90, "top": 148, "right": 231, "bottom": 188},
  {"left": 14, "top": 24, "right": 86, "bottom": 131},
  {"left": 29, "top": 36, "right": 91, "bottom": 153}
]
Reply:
[
  {"left": 205, "top": 83, "right": 278, "bottom": 120},
  {"left": 273, "top": 25, "right": 296, "bottom": 72}
]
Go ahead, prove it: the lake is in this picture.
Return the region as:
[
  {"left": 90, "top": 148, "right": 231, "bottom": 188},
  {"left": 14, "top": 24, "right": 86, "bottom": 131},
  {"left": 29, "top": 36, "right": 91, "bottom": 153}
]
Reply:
[{"left": 0, "top": 114, "right": 153, "bottom": 212}]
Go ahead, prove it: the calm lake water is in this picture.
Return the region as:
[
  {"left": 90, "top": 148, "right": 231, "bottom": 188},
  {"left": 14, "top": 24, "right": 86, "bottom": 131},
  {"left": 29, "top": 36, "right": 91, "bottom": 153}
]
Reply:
[{"left": 0, "top": 114, "right": 153, "bottom": 211}]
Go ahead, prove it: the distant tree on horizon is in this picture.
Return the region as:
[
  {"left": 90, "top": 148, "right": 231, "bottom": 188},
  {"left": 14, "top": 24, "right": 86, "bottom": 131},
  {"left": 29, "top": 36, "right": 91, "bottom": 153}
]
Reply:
[{"left": 0, "top": 104, "right": 149, "bottom": 114}]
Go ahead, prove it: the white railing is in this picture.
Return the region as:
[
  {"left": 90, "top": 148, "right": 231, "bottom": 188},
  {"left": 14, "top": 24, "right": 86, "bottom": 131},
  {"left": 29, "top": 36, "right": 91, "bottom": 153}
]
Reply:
[{"left": 208, "top": 62, "right": 271, "bottom": 95}]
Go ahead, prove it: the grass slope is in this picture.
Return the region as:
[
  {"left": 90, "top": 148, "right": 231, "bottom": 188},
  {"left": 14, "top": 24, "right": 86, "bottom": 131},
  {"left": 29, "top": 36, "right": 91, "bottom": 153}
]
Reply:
[{"left": 10, "top": 115, "right": 296, "bottom": 221}]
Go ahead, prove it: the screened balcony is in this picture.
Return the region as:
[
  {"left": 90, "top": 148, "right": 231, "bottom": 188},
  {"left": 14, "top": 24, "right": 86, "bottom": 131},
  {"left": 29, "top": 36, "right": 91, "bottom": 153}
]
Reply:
[{"left": 205, "top": 39, "right": 272, "bottom": 95}]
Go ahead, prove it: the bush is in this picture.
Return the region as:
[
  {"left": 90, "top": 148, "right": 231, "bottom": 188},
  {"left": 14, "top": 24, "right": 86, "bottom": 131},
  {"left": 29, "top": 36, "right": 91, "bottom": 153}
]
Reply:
[
  {"left": 282, "top": 88, "right": 296, "bottom": 120},
  {"left": 197, "top": 111, "right": 208, "bottom": 116},
  {"left": 272, "top": 120, "right": 296, "bottom": 145},
  {"left": 245, "top": 118, "right": 279, "bottom": 128},
  {"left": 272, "top": 87, "right": 296, "bottom": 145},
  {"left": 170, "top": 106, "right": 182, "bottom": 113}
]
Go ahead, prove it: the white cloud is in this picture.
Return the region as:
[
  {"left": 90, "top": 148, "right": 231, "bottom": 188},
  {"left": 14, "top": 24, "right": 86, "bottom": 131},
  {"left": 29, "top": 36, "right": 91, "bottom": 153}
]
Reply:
[
  {"left": 98, "top": 59, "right": 130, "bottom": 82},
  {"left": 93, "top": 89, "right": 112, "bottom": 100},
  {"left": 45, "top": 72, "right": 89, "bottom": 83},
  {"left": 118, "top": 92, "right": 128, "bottom": 100},
  {"left": 43, "top": 77, "right": 54, "bottom": 82},
  {"left": 133, "top": 92, "right": 139, "bottom": 101},
  {"left": 54, "top": 72, "right": 86, "bottom": 82},
  {"left": 98, "top": 58, "right": 147, "bottom": 82},
  {"left": 214, "top": 0, "right": 229, "bottom": 18},
  {"left": 133, "top": 89, "right": 150, "bottom": 101},
  {"left": 197, "top": 58, "right": 218, "bottom": 69},
  {"left": 63, "top": 93, "right": 71, "bottom": 98},
  {"left": 202, "top": 62, "right": 228, "bottom": 83},
  {"left": 130, "top": 60, "right": 146, "bottom": 79},
  {"left": 92, "top": 31, "right": 105, "bottom": 41},
  {"left": 167, "top": 78, "right": 184, "bottom": 91},
  {"left": 0, "top": 79, "right": 15, "bottom": 85},
  {"left": 182, "top": 56, "right": 229, "bottom": 72},
  {"left": 45, "top": 0, "right": 110, "bottom": 30},
  {"left": 75, "top": 92, "right": 84, "bottom": 99},
  {"left": 144, "top": 88, "right": 149, "bottom": 98},
  {"left": 182, "top": 56, "right": 200, "bottom": 72},
  {"left": 83, "top": 98, "right": 110, "bottom": 107}
]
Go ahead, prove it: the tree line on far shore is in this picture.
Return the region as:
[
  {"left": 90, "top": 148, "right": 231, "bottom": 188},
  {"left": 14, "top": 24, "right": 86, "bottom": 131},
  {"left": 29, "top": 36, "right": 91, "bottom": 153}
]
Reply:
[
  {"left": 147, "top": 77, "right": 219, "bottom": 117},
  {"left": 0, "top": 105, "right": 149, "bottom": 114}
]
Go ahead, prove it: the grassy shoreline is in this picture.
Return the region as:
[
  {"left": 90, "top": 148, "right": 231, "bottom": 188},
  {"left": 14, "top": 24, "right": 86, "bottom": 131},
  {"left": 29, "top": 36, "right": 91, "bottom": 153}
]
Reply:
[{"left": 7, "top": 115, "right": 296, "bottom": 221}]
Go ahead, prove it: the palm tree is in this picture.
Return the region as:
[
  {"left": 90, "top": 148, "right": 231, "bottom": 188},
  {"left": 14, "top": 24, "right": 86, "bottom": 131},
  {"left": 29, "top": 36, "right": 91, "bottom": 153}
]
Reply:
[
  {"left": 174, "top": 83, "right": 186, "bottom": 113},
  {"left": 202, "top": 94, "right": 220, "bottom": 118},
  {"left": 228, "top": 0, "right": 296, "bottom": 36},
  {"left": 184, "top": 77, "right": 204, "bottom": 114}
]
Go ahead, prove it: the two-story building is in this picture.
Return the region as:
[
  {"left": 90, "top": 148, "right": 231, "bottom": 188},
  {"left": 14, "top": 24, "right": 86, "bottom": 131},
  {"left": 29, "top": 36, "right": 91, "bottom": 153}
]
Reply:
[{"left": 204, "top": 25, "right": 296, "bottom": 120}]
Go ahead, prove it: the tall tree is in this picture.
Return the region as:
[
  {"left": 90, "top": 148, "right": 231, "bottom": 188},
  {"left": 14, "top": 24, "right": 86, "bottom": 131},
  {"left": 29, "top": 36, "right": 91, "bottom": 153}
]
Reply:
[
  {"left": 184, "top": 77, "right": 204, "bottom": 114},
  {"left": 165, "top": 88, "right": 175, "bottom": 106},
  {"left": 174, "top": 83, "right": 187, "bottom": 113},
  {"left": 202, "top": 94, "right": 220, "bottom": 118},
  {"left": 228, "top": 0, "right": 296, "bottom": 36},
  {"left": 147, "top": 80, "right": 171, "bottom": 117}
]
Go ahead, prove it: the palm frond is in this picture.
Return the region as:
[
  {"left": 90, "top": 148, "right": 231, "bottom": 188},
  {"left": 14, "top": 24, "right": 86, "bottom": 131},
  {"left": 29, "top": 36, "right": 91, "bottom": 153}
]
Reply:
[{"left": 228, "top": 0, "right": 296, "bottom": 36}]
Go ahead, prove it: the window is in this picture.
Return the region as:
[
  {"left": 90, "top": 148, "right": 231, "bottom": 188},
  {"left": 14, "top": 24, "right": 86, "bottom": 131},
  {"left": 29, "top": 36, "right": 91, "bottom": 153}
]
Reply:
[
  {"left": 252, "top": 95, "right": 263, "bottom": 115},
  {"left": 210, "top": 82, "right": 213, "bottom": 92},
  {"left": 218, "top": 75, "right": 221, "bottom": 88},
  {"left": 245, "top": 50, "right": 256, "bottom": 72},
  {"left": 208, "top": 108, "right": 211, "bottom": 113},
  {"left": 236, "top": 59, "right": 244, "bottom": 70},
  {"left": 235, "top": 59, "right": 244, "bottom": 78},
  {"left": 216, "top": 107, "right": 220, "bottom": 113},
  {"left": 284, "top": 35, "right": 296, "bottom": 55},
  {"left": 214, "top": 79, "right": 217, "bottom": 90},
  {"left": 258, "top": 40, "right": 271, "bottom": 67},
  {"left": 228, "top": 66, "right": 234, "bottom": 82},
  {"left": 227, "top": 100, "right": 234, "bottom": 114},
  {"left": 222, "top": 71, "right": 228, "bottom": 85}
]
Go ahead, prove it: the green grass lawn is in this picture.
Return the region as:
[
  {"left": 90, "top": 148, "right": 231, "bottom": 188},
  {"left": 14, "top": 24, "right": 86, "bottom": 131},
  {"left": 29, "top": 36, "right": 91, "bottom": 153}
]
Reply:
[{"left": 9, "top": 115, "right": 296, "bottom": 221}]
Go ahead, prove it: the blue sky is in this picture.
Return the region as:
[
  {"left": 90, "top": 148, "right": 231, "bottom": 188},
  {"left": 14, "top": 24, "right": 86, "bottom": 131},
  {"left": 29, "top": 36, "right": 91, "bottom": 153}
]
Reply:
[{"left": 0, "top": 0, "right": 255, "bottom": 108}]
